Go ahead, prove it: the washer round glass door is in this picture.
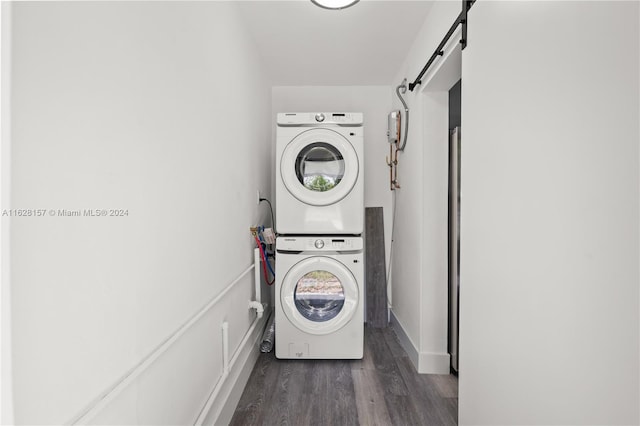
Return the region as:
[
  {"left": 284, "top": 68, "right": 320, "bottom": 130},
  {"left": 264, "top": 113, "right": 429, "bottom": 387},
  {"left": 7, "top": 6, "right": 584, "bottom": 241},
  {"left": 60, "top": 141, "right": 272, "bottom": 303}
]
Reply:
[
  {"left": 281, "top": 256, "right": 359, "bottom": 335},
  {"left": 281, "top": 128, "right": 359, "bottom": 206}
]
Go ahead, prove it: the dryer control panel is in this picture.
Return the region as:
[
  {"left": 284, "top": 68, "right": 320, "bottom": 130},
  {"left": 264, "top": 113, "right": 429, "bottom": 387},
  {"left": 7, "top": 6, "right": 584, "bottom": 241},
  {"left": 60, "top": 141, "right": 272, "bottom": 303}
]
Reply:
[
  {"left": 277, "top": 236, "right": 363, "bottom": 252},
  {"left": 277, "top": 112, "right": 363, "bottom": 127}
]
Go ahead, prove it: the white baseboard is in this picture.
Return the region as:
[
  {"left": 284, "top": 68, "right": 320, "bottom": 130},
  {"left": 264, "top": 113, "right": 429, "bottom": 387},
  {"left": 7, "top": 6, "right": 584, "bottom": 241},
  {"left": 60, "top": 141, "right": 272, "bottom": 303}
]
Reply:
[
  {"left": 389, "top": 310, "right": 420, "bottom": 367},
  {"left": 389, "top": 310, "right": 450, "bottom": 375},
  {"left": 418, "top": 351, "right": 451, "bottom": 374},
  {"left": 201, "top": 311, "right": 270, "bottom": 426}
]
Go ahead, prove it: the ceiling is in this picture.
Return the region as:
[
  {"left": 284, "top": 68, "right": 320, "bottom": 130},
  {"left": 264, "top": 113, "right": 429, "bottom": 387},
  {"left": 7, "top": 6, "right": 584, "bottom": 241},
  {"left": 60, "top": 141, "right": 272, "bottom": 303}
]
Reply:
[{"left": 235, "top": 0, "right": 435, "bottom": 86}]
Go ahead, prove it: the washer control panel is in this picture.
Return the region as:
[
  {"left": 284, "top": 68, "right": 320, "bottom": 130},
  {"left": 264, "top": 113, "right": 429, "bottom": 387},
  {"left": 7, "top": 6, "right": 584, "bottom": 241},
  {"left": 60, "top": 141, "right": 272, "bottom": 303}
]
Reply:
[
  {"left": 277, "top": 236, "right": 363, "bottom": 252},
  {"left": 277, "top": 112, "right": 363, "bottom": 126}
]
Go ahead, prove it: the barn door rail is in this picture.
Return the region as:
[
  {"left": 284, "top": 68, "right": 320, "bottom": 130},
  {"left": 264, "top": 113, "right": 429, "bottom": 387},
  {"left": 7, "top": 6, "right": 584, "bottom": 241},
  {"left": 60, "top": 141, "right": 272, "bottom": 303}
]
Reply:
[{"left": 408, "top": 0, "right": 476, "bottom": 92}]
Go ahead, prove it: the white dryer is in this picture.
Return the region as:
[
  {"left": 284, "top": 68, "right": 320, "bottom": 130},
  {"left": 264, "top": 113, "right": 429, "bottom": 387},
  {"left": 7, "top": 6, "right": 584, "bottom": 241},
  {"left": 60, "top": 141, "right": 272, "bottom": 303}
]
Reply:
[
  {"left": 275, "top": 236, "right": 363, "bottom": 359},
  {"left": 276, "top": 112, "right": 364, "bottom": 235}
]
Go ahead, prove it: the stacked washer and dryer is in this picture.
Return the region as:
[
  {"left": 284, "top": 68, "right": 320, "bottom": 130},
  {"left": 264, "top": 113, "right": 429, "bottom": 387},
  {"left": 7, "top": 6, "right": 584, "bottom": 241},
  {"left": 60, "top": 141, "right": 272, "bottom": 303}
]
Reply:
[{"left": 275, "top": 112, "right": 364, "bottom": 359}]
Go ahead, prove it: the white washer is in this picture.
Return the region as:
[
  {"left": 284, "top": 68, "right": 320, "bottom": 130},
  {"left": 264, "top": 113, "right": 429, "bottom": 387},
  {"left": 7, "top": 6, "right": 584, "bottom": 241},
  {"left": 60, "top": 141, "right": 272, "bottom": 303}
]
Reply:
[
  {"left": 275, "top": 236, "right": 364, "bottom": 359},
  {"left": 276, "top": 112, "right": 364, "bottom": 235}
]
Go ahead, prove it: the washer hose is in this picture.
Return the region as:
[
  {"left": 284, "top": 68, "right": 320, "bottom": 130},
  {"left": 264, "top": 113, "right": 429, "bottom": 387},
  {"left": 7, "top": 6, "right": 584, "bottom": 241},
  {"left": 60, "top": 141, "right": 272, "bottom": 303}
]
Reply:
[{"left": 395, "top": 79, "right": 410, "bottom": 151}]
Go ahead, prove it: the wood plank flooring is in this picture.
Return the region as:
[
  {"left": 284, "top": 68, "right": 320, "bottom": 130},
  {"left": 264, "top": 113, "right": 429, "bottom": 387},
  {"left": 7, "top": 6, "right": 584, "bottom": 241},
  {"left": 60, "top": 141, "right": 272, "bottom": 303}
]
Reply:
[
  {"left": 230, "top": 326, "right": 458, "bottom": 426},
  {"left": 365, "top": 207, "right": 387, "bottom": 328}
]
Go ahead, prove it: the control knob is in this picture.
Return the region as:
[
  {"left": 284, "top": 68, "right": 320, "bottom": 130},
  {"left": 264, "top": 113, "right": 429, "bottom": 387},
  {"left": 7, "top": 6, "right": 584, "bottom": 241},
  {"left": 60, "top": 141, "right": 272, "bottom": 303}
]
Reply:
[
  {"left": 315, "top": 113, "right": 325, "bottom": 122},
  {"left": 314, "top": 239, "right": 325, "bottom": 249}
]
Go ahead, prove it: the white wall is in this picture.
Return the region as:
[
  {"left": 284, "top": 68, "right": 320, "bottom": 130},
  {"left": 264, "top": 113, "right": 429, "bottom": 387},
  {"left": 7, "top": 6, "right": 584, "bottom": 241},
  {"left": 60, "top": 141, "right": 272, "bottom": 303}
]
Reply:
[
  {"left": 389, "top": 0, "right": 461, "bottom": 374},
  {"left": 0, "top": 2, "right": 14, "bottom": 423},
  {"left": 459, "top": 1, "right": 639, "bottom": 425},
  {"left": 9, "top": 2, "right": 271, "bottom": 424},
  {"left": 272, "top": 86, "right": 393, "bottom": 268}
]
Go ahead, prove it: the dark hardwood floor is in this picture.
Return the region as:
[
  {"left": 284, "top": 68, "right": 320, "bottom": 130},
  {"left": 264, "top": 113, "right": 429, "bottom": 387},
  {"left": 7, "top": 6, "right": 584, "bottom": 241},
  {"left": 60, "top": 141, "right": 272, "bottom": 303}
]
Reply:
[{"left": 230, "top": 326, "right": 458, "bottom": 426}]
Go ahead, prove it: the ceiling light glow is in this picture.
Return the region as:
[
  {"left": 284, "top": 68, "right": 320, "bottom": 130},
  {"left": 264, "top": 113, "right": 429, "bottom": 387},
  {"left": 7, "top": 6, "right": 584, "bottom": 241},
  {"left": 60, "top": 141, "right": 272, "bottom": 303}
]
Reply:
[{"left": 311, "top": 0, "right": 360, "bottom": 10}]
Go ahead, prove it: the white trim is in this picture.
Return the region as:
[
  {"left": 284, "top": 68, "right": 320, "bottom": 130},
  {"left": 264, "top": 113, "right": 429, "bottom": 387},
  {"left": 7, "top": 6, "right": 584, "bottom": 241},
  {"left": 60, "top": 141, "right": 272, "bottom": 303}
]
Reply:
[
  {"left": 390, "top": 311, "right": 450, "bottom": 374},
  {"left": 418, "top": 351, "right": 451, "bottom": 375},
  {"left": 67, "top": 264, "right": 255, "bottom": 425},
  {"left": 389, "top": 310, "right": 419, "bottom": 369},
  {"left": 198, "top": 310, "right": 271, "bottom": 426},
  {"left": 417, "top": 27, "right": 462, "bottom": 94},
  {"left": 195, "top": 310, "right": 269, "bottom": 425}
]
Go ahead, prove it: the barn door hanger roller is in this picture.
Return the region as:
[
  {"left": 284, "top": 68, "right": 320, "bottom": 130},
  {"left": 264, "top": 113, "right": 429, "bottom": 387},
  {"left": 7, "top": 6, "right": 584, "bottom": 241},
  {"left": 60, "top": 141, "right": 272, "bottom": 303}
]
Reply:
[{"left": 409, "top": 0, "right": 475, "bottom": 92}]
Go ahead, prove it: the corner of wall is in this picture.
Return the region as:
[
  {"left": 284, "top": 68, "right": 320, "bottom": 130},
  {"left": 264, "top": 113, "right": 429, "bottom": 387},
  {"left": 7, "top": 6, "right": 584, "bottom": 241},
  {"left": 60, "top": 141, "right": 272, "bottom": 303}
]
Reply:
[{"left": 390, "top": 310, "right": 450, "bottom": 375}]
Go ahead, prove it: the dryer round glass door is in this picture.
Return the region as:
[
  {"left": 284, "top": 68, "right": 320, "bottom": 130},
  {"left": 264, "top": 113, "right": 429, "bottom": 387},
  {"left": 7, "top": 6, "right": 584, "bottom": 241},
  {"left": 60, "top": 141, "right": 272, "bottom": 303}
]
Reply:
[
  {"left": 281, "top": 128, "right": 359, "bottom": 206},
  {"left": 281, "top": 256, "right": 359, "bottom": 335},
  {"left": 296, "top": 142, "right": 345, "bottom": 193}
]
